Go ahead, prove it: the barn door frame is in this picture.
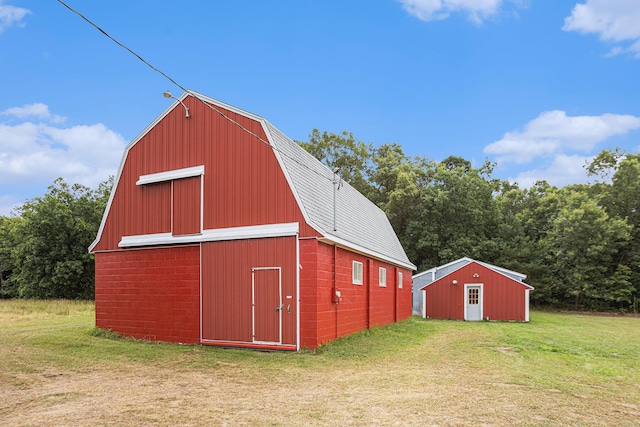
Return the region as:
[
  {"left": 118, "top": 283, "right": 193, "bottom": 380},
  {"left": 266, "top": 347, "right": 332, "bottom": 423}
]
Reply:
[
  {"left": 464, "top": 283, "right": 483, "bottom": 321},
  {"left": 252, "top": 266, "right": 283, "bottom": 344}
]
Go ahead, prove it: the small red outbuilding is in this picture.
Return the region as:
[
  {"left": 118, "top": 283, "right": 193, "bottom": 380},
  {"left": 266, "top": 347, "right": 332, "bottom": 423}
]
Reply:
[
  {"left": 414, "top": 258, "right": 533, "bottom": 322},
  {"left": 89, "top": 91, "right": 415, "bottom": 350}
]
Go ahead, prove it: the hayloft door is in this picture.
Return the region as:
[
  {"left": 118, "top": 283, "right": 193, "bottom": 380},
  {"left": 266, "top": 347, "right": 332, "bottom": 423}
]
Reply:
[
  {"left": 252, "top": 267, "right": 282, "bottom": 344},
  {"left": 465, "top": 284, "right": 483, "bottom": 321}
]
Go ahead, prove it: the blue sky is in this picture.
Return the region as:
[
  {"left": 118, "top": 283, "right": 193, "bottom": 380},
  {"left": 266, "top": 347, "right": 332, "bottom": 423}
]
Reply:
[{"left": 1, "top": 0, "right": 640, "bottom": 215}]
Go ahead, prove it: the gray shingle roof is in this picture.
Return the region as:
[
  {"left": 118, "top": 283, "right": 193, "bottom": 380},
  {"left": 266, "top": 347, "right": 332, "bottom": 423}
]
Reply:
[{"left": 263, "top": 121, "right": 415, "bottom": 270}]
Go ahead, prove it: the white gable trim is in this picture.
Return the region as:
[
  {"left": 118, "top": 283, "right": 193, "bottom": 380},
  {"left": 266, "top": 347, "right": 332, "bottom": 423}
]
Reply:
[
  {"left": 413, "top": 267, "right": 436, "bottom": 280},
  {"left": 418, "top": 261, "right": 533, "bottom": 291},
  {"left": 88, "top": 94, "right": 186, "bottom": 253},
  {"left": 117, "top": 222, "right": 300, "bottom": 248},
  {"left": 137, "top": 165, "right": 204, "bottom": 185}
]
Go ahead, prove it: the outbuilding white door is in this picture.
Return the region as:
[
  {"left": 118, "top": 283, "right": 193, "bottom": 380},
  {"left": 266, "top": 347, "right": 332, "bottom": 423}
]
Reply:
[{"left": 464, "top": 284, "right": 483, "bottom": 321}]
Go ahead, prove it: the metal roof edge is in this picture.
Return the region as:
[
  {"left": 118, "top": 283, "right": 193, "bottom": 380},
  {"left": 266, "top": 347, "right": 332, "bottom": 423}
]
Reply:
[
  {"left": 419, "top": 260, "right": 533, "bottom": 290},
  {"left": 259, "top": 119, "right": 316, "bottom": 229},
  {"left": 88, "top": 94, "right": 181, "bottom": 253},
  {"left": 187, "top": 90, "right": 266, "bottom": 123},
  {"left": 320, "top": 233, "right": 416, "bottom": 271},
  {"left": 476, "top": 260, "right": 527, "bottom": 280},
  {"left": 412, "top": 267, "right": 436, "bottom": 279}
]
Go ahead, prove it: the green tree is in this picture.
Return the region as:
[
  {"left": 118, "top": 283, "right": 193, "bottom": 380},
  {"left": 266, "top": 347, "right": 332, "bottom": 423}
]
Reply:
[
  {"left": 0, "top": 216, "right": 22, "bottom": 297},
  {"left": 8, "top": 177, "right": 111, "bottom": 299},
  {"left": 297, "top": 129, "right": 373, "bottom": 196},
  {"left": 409, "top": 158, "right": 504, "bottom": 270},
  {"left": 542, "top": 189, "right": 632, "bottom": 310},
  {"left": 588, "top": 150, "right": 640, "bottom": 309}
]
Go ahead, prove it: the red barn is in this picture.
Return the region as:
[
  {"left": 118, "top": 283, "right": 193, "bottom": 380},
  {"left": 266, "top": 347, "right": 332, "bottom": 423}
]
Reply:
[
  {"left": 89, "top": 91, "right": 415, "bottom": 350},
  {"left": 414, "top": 258, "right": 533, "bottom": 322}
]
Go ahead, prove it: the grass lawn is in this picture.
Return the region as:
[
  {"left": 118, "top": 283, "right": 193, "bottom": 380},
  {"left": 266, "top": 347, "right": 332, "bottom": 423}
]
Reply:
[{"left": 1, "top": 300, "right": 639, "bottom": 426}]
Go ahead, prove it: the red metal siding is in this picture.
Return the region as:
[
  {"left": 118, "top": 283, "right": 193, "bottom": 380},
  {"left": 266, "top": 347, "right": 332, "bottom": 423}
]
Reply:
[
  {"left": 92, "top": 96, "right": 317, "bottom": 252},
  {"left": 201, "top": 236, "right": 297, "bottom": 346},
  {"left": 140, "top": 181, "right": 171, "bottom": 235},
  {"left": 172, "top": 176, "right": 201, "bottom": 235},
  {"left": 423, "top": 262, "right": 529, "bottom": 321},
  {"left": 94, "top": 246, "right": 200, "bottom": 343},
  {"left": 484, "top": 272, "right": 528, "bottom": 321}
]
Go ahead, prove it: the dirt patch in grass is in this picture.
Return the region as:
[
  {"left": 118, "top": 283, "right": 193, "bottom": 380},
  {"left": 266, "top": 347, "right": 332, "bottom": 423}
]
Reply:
[{"left": 1, "top": 345, "right": 638, "bottom": 426}]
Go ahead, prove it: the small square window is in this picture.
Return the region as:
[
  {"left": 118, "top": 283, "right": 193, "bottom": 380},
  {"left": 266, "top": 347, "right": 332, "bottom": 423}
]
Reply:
[
  {"left": 468, "top": 288, "right": 479, "bottom": 304},
  {"left": 379, "top": 267, "right": 387, "bottom": 287},
  {"left": 352, "top": 261, "right": 363, "bottom": 285},
  {"left": 398, "top": 271, "right": 403, "bottom": 289}
]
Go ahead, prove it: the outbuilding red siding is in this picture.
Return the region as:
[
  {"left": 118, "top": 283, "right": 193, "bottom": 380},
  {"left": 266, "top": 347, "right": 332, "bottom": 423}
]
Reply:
[{"left": 421, "top": 261, "right": 531, "bottom": 322}]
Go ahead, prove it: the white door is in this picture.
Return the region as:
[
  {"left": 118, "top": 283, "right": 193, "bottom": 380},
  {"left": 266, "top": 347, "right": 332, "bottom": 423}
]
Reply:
[
  {"left": 465, "top": 284, "right": 483, "bottom": 321},
  {"left": 252, "top": 267, "right": 282, "bottom": 344}
]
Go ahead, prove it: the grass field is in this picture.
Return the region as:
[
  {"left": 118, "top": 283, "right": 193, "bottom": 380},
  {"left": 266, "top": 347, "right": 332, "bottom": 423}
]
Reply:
[{"left": 1, "top": 300, "right": 639, "bottom": 426}]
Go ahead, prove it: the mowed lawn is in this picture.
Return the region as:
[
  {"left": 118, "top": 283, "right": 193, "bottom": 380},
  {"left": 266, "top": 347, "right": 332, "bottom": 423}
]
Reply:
[{"left": 1, "top": 300, "right": 639, "bottom": 426}]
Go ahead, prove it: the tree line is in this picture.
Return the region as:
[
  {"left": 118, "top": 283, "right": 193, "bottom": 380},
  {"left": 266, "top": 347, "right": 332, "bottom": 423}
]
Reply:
[
  {"left": 1, "top": 131, "right": 638, "bottom": 312},
  {"left": 299, "top": 131, "right": 639, "bottom": 312},
  {"left": 0, "top": 178, "right": 111, "bottom": 299}
]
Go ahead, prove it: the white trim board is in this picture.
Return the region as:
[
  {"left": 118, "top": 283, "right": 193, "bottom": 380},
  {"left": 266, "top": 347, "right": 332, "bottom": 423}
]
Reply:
[
  {"left": 118, "top": 222, "right": 300, "bottom": 248},
  {"left": 136, "top": 165, "right": 204, "bottom": 185},
  {"left": 320, "top": 233, "right": 416, "bottom": 271}
]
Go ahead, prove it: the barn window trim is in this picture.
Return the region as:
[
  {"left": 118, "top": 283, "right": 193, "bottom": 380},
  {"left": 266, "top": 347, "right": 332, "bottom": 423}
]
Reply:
[
  {"left": 379, "top": 267, "right": 387, "bottom": 287},
  {"left": 136, "top": 165, "right": 204, "bottom": 185},
  {"left": 352, "top": 261, "right": 363, "bottom": 285},
  {"left": 136, "top": 166, "right": 205, "bottom": 236}
]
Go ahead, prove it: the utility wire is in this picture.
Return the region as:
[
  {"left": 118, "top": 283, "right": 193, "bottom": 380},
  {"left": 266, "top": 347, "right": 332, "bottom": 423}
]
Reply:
[
  {"left": 57, "top": 0, "right": 187, "bottom": 93},
  {"left": 56, "top": 0, "right": 337, "bottom": 186}
]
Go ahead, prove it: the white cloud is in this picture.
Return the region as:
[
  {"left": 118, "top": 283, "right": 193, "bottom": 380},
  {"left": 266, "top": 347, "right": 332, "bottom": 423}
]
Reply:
[
  {"left": 563, "top": 0, "right": 640, "bottom": 58},
  {"left": 1, "top": 103, "right": 67, "bottom": 124},
  {"left": 484, "top": 110, "right": 640, "bottom": 164},
  {"left": 511, "top": 154, "right": 593, "bottom": 188},
  {"left": 397, "top": 0, "right": 523, "bottom": 24},
  {"left": 0, "top": 104, "right": 126, "bottom": 213},
  {"left": 0, "top": 2, "right": 31, "bottom": 33}
]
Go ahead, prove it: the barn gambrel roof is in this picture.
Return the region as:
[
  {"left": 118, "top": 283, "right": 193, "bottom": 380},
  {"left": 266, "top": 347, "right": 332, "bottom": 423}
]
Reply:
[{"left": 91, "top": 91, "right": 415, "bottom": 270}]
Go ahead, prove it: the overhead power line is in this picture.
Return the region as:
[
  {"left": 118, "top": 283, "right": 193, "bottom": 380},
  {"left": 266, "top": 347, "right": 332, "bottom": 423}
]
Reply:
[
  {"left": 57, "top": 0, "right": 187, "bottom": 93},
  {"left": 56, "top": 0, "right": 339, "bottom": 186}
]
